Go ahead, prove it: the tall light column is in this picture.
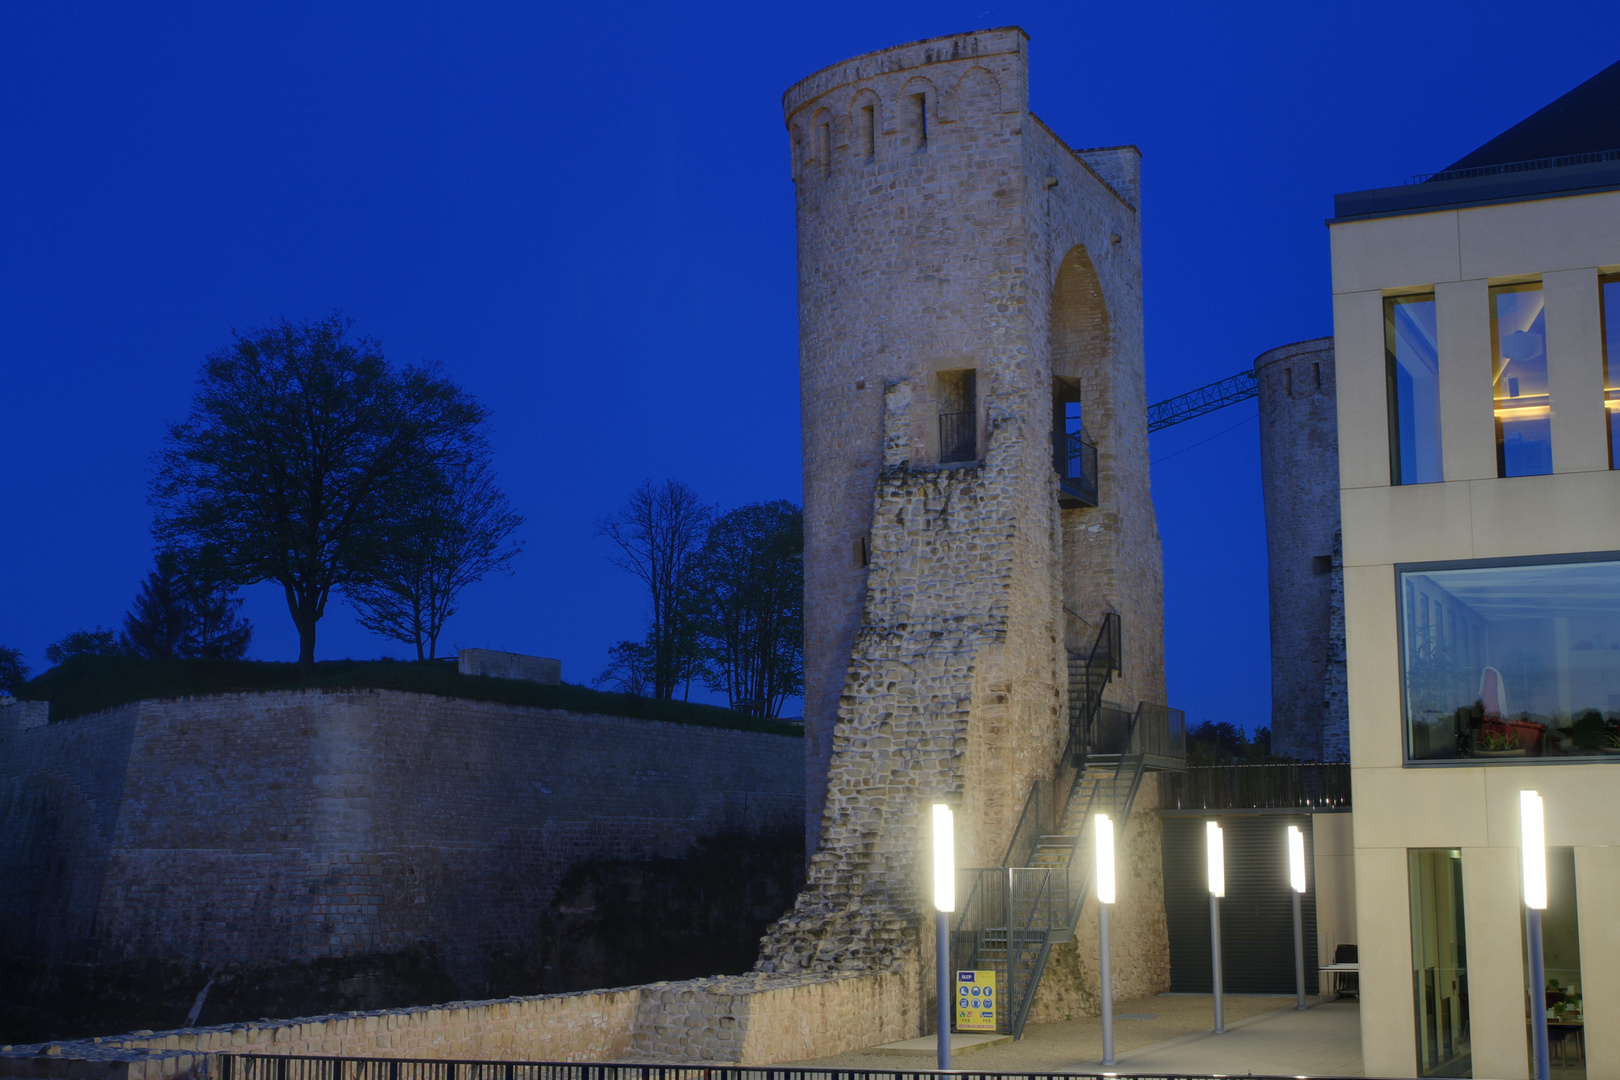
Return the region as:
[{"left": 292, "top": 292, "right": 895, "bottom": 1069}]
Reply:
[
  {"left": 1096, "top": 813, "right": 1116, "bottom": 1066},
  {"left": 1521, "top": 790, "right": 1550, "bottom": 1080},
  {"left": 932, "top": 803, "right": 955, "bottom": 1072},
  {"left": 1206, "top": 821, "right": 1226, "bottom": 1033},
  {"left": 1288, "top": 824, "right": 1307, "bottom": 1010}
]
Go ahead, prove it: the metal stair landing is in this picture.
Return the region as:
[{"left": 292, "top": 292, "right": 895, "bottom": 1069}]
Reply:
[{"left": 949, "top": 614, "right": 1186, "bottom": 1039}]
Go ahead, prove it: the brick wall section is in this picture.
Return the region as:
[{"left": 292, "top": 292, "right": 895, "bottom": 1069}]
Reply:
[
  {"left": 1255, "top": 338, "right": 1342, "bottom": 760},
  {"left": 0, "top": 970, "right": 912, "bottom": 1072},
  {"left": 0, "top": 690, "right": 802, "bottom": 982},
  {"left": 768, "top": 25, "right": 1169, "bottom": 1022}
]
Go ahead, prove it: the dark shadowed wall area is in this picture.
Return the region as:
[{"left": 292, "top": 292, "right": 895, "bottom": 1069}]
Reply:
[{"left": 0, "top": 691, "right": 803, "bottom": 992}]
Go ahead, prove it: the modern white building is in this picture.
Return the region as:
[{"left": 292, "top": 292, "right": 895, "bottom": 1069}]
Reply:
[{"left": 1330, "top": 60, "right": 1620, "bottom": 1079}]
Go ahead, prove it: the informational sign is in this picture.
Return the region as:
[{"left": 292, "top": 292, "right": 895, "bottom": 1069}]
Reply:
[{"left": 955, "top": 970, "right": 997, "bottom": 1032}]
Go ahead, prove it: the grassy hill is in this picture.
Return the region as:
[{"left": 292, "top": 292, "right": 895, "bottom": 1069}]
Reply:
[{"left": 15, "top": 655, "right": 802, "bottom": 736}]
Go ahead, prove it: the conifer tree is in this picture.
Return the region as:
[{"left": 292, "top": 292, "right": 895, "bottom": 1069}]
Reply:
[{"left": 121, "top": 554, "right": 253, "bottom": 660}]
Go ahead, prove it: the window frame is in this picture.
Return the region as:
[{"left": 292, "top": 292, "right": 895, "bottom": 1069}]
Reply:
[
  {"left": 1384, "top": 291, "right": 1443, "bottom": 486},
  {"left": 1393, "top": 549, "right": 1620, "bottom": 767},
  {"left": 1600, "top": 272, "right": 1619, "bottom": 470}
]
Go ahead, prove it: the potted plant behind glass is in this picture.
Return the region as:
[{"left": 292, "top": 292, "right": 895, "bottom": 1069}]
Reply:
[{"left": 1474, "top": 724, "right": 1527, "bottom": 758}]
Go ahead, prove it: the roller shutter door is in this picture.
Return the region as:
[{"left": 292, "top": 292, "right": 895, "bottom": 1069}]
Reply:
[{"left": 1162, "top": 814, "right": 1320, "bottom": 994}]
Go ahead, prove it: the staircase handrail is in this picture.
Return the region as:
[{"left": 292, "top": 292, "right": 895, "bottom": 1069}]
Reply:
[
  {"left": 1072, "top": 612, "right": 1122, "bottom": 751},
  {"left": 1004, "top": 867, "right": 1054, "bottom": 1038}
]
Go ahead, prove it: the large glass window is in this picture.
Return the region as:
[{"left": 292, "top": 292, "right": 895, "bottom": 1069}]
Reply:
[
  {"left": 1411, "top": 848, "right": 1470, "bottom": 1078},
  {"left": 1386, "top": 294, "right": 1443, "bottom": 485},
  {"left": 1399, "top": 554, "right": 1620, "bottom": 761},
  {"left": 1524, "top": 848, "right": 1584, "bottom": 1079},
  {"left": 1602, "top": 274, "right": 1619, "bottom": 469},
  {"left": 1491, "top": 282, "right": 1552, "bottom": 477}
]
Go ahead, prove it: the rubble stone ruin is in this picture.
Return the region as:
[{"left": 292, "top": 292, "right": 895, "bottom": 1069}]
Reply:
[{"left": 758, "top": 26, "right": 1183, "bottom": 1034}]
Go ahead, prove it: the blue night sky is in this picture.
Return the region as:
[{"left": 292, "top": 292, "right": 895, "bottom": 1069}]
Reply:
[{"left": 2, "top": 2, "right": 1614, "bottom": 731}]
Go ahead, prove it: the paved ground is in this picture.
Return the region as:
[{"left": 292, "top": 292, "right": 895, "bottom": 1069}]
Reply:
[
  {"left": 1094, "top": 998, "right": 1362, "bottom": 1076},
  {"left": 784, "top": 994, "right": 1363, "bottom": 1074}
]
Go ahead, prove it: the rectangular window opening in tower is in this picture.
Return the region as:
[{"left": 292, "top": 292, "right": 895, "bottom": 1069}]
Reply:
[
  {"left": 859, "top": 105, "right": 875, "bottom": 160},
  {"left": 937, "top": 369, "right": 976, "bottom": 463},
  {"left": 1052, "top": 376, "right": 1097, "bottom": 507},
  {"left": 911, "top": 93, "right": 927, "bottom": 151}
]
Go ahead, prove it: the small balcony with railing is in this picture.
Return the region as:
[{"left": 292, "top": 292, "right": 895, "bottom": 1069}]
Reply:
[{"left": 1053, "top": 389, "right": 1097, "bottom": 508}]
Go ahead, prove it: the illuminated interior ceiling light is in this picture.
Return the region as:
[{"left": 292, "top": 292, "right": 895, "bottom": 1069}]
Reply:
[
  {"left": 932, "top": 803, "right": 954, "bottom": 913},
  {"left": 1521, "top": 790, "right": 1546, "bottom": 910}
]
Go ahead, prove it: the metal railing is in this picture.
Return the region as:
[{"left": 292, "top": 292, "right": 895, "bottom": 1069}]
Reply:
[
  {"left": 215, "top": 1054, "right": 1374, "bottom": 1080},
  {"left": 1068, "top": 613, "right": 1121, "bottom": 755},
  {"left": 939, "top": 410, "right": 976, "bottom": 463},
  {"left": 1159, "top": 762, "right": 1352, "bottom": 811},
  {"left": 1411, "top": 147, "right": 1620, "bottom": 185},
  {"left": 1054, "top": 429, "right": 1097, "bottom": 504},
  {"left": 1134, "top": 703, "right": 1187, "bottom": 760}
]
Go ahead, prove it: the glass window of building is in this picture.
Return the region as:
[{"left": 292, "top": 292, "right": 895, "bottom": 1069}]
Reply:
[
  {"left": 1523, "top": 848, "right": 1583, "bottom": 1080},
  {"left": 1398, "top": 554, "right": 1620, "bottom": 761},
  {"left": 1602, "top": 273, "right": 1619, "bottom": 469},
  {"left": 1410, "top": 849, "right": 1469, "bottom": 1078},
  {"left": 1491, "top": 282, "right": 1552, "bottom": 477},
  {"left": 1385, "top": 294, "right": 1443, "bottom": 485}
]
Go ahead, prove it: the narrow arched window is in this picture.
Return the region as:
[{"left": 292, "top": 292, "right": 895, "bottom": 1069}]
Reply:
[
  {"left": 856, "top": 102, "right": 876, "bottom": 159},
  {"left": 910, "top": 92, "right": 928, "bottom": 151}
]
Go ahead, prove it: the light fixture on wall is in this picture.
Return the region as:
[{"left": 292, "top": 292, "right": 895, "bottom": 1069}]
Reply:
[
  {"left": 1288, "top": 824, "right": 1307, "bottom": 1011},
  {"left": 1206, "top": 821, "right": 1226, "bottom": 1034},
  {"left": 932, "top": 803, "right": 954, "bottom": 1071},
  {"left": 1521, "top": 790, "right": 1550, "bottom": 1080},
  {"left": 1096, "top": 812, "right": 1116, "bottom": 1065}
]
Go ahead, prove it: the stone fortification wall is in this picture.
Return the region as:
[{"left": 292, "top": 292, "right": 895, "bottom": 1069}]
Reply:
[
  {"left": 759, "top": 382, "right": 1064, "bottom": 983},
  {"left": 1027, "top": 784, "right": 1169, "bottom": 1021},
  {"left": 1255, "top": 337, "right": 1342, "bottom": 760},
  {"left": 0, "top": 690, "right": 802, "bottom": 987},
  {"left": 770, "top": 25, "right": 1169, "bottom": 1022},
  {"left": 1, "top": 969, "right": 913, "bottom": 1073}
]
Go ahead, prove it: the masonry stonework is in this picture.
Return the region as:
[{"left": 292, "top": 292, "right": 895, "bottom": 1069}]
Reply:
[
  {"left": 1, "top": 970, "right": 914, "bottom": 1072},
  {"left": 1255, "top": 337, "right": 1346, "bottom": 761},
  {"left": 764, "top": 26, "right": 1169, "bottom": 1021},
  {"left": 0, "top": 690, "right": 802, "bottom": 990}
]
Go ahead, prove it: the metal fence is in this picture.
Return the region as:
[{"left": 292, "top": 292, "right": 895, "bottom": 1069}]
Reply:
[
  {"left": 1412, "top": 146, "right": 1620, "bottom": 185},
  {"left": 1159, "top": 762, "right": 1351, "bottom": 812},
  {"left": 939, "top": 411, "right": 976, "bottom": 463},
  {"left": 216, "top": 1056, "right": 1370, "bottom": 1080}
]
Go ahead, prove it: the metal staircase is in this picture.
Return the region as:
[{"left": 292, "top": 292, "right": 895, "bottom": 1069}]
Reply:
[{"left": 951, "top": 615, "right": 1186, "bottom": 1038}]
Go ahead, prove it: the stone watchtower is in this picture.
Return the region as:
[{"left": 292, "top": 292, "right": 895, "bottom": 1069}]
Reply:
[
  {"left": 1255, "top": 338, "right": 1349, "bottom": 761},
  {"left": 760, "top": 28, "right": 1171, "bottom": 1023}
]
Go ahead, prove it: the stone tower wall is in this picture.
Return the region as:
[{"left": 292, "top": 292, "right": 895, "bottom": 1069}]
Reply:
[
  {"left": 1255, "top": 337, "right": 1342, "bottom": 760},
  {"left": 766, "top": 27, "right": 1169, "bottom": 1020}
]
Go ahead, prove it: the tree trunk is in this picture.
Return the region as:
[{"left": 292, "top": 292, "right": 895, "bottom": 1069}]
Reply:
[
  {"left": 296, "top": 617, "right": 318, "bottom": 676},
  {"left": 285, "top": 583, "right": 320, "bottom": 677}
]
